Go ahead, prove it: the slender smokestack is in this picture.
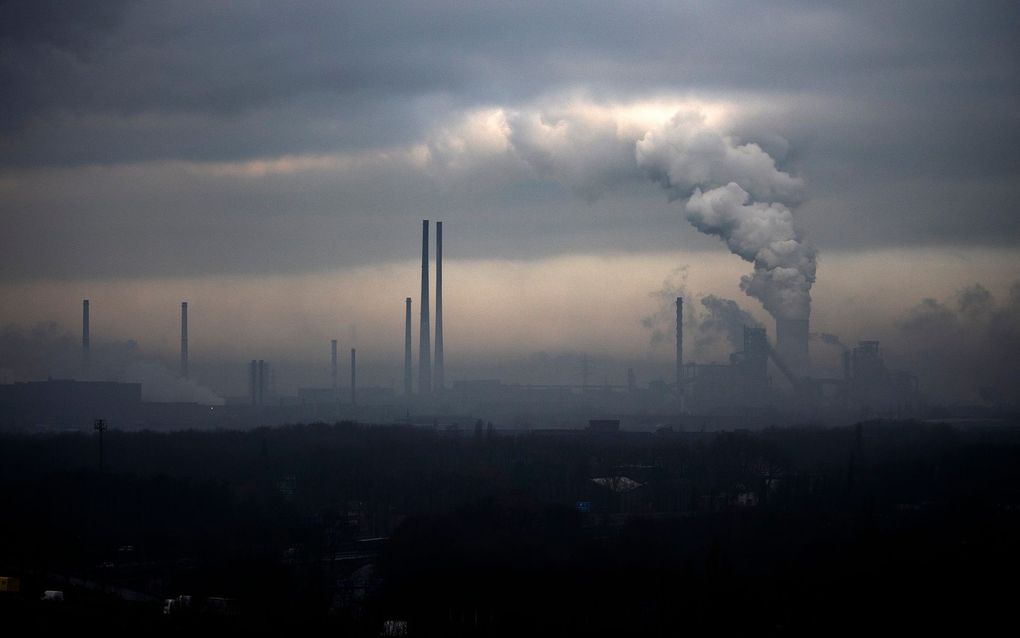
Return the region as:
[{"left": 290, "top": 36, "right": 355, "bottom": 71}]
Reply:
[
  {"left": 257, "top": 359, "right": 266, "bottom": 405},
  {"left": 404, "top": 297, "right": 413, "bottom": 396},
  {"left": 434, "top": 221, "right": 444, "bottom": 392},
  {"left": 419, "top": 220, "right": 431, "bottom": 394},
  {"left": 350, "top": 348, "right": 357, "bottom": 406},
  {"left": 249, "top": 360, "right": 257, "bottom": 405},
  {"left": 82, "top": 299, "right": 90, "bottom": 379},
  {"left": 180, "top": 301, "right": 189, "bottom": 379},
  {"left": 331, "top": 339, "right": 338, "bottom": 391},
  {"left": 675, "top": 297, "right": 683, "bottom": 391}
]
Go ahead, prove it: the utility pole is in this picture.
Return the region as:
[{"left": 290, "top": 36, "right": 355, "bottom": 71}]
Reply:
[{"left": 94, "top": 419, "right": 106, "bottom": 473}]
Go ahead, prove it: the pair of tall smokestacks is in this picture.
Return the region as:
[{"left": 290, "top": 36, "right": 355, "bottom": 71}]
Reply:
[
  {"left": 327, "top": 340, "right": 352, "bottom": 402},
  {"left": 409, "top": 219, "right": 445, "bottom": 395},
  {"left": 249, "top": 359, "right": 269, "bottom": 405}
]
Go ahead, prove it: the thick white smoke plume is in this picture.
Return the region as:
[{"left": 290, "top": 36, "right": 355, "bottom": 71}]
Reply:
[
  {"left": 634, "top": 112, "right": 815, "bottom": 322},
  {"left": 685, "top": 183, "right": 816, "bottom": 320},
  {"left": 634, "top": 111, "right": 803, "bottom": 202},
  {"left": 492, "top": 104, "right": 816, "bottom": 323}
]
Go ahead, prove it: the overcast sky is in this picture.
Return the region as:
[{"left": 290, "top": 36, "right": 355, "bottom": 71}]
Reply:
[{"left": 1, "top": 1, "right": 1018, "bottom": 398}]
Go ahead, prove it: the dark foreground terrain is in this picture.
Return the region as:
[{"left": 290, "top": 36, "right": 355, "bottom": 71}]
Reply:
[{"left": 2, "top": 419, "right": 1020, "bottom": 635}]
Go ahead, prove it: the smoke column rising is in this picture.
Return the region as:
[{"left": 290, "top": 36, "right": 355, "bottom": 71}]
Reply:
[
  {"left": 685, "top": 183, "right": 816, "bottom": 321},
  {"left": 501, "top": 106, "right": 816, "bottom": 326},
  {"left": 634, "top": 112, "right": 816, "bottom": 324}
]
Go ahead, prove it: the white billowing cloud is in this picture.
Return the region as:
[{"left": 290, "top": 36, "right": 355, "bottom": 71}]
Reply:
[
  {"left": 635, "top": 110, "right": 804, "bottom": 203},
  {"left": 130, "top": 95, "right": 789, "bottom": 202},
  {"left": 685, "top": 183, "right": 799, "bottom": 262},
  {"left": 503, "top": 107, "right": 643, "bottom": 200},
  {"left": 423, "top": 108, "right": 514, "bottom": 175},
  {"left": 193, "top": 98, "right": 818, "bottom": 324},
  {"left": 686, "top": 183, "right": 816, "bottom": 320},
  {"left": 3, "top": 94, "right": 818, "bottom": 321},
  {"left": 465, "top": 97, "right": 813, "bottom": 321},
  {"left": 487, "top": 96, "right": 753, "bottom": 200}
]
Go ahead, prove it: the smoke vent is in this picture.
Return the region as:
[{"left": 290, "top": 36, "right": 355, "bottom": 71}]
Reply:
[
  {"left": 419, "top": 220, "right": 431, "bottom": 394},
  {"left": 180, "top": 302, "right": 189, "bottom": 379},
  {"left": 248, "top": 360, "right": 257, "bottom": 405},
  {"left": 82, "top": 299, "right": 90, "bottom": 379},
  {"left": 254, "top": 359, "right": 268, "bottom": 405},
  {"left": 331, "top": 339, "right": 338, "bottom": 391},
  {"left": 404, "top": 297, "right": 413, "bottom": 396},
  {"left": 675, "top": 297, "right": 683, "bottom": 391},
  {"left": 350, "top": 348, "right": 357, "bottom": 406},
  {"left": 434, "top": 221, "right": 444, "bottom": 392}
]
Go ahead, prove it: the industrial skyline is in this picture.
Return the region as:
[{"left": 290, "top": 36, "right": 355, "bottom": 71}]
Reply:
[
  {"left": 0, "top": 217, "right": 937, "bottom": 432},
  {"left": 0, "top": 222, "right": 1016, "bottom": 409},
  {"left": 0, "top": 1, "right": 1016, "bottom": 408},
  {"left": 1, "top": 4, "right": 1017, "bottom": 632}
]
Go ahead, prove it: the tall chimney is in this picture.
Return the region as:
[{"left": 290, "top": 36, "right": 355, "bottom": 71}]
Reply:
[
  {"left": 82, "top": 299, "right": 90, "bottom": 379},
  {"left": 249, "top": 360, "right": 258, "bottom": 405},
  {"left": 434, "top": 221, "right": 444, "bottom": 392},
  {"left": 331, "top": 339, "right": 338, "bottom": 391},
  {"left": 419, "top": 220, "right": 431, "bottom": 394},
  {"left": 675, "top": 297, "right": 683, "bottom": 391},
  {"left": 257, "top": 359, "right": 266, "bottom": 405},
  {"left": 404, "top": 297, "right": 413, "bottom": 396},
  {"left": 180, "top": 301, "right": 189, "bottom": 379},
  {"left": 350, "top": 348, "right": 357, "bottom": 406}
]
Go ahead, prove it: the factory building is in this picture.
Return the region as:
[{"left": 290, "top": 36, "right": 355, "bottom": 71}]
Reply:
[
  {"left": 847, "top": 341, "right": 919, "bottom": 416},
  {"left": 683, "top": 326, "right": 772, "bottom": 411},
  {"left": 0, "top": 379, "right": 141, "bottom": 429}
]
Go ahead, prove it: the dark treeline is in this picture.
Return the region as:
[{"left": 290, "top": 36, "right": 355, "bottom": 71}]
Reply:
[{"left": 2, "top": 420, "right": 1020, "bottom": 634}]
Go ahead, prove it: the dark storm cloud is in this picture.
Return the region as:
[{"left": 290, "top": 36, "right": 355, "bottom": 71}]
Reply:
[
  {"left": 3, "top": 1, "right": 1017, "bottom": 165},
  {"left": 0, "top": 0, "right": 1018, "bottom": 279}
]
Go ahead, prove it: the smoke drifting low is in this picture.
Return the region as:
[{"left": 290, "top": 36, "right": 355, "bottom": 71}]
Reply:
[
  {"left": 0, "top": 322, "right": 223, "bottom": 404},
  {"left": 640, "top": 269, "right": 763, "bottom": 363},
  {"left": 698, "top": 295, "right": 762, "bottom": 351},
  {"left": 640, "top": 267, "right": 689, "bottom": 349},
  {"left": 895, "top": 282, "right": 1020, "bottom": 403}
]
